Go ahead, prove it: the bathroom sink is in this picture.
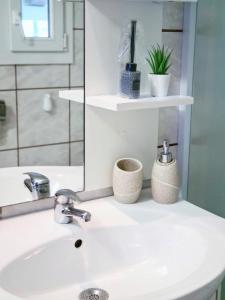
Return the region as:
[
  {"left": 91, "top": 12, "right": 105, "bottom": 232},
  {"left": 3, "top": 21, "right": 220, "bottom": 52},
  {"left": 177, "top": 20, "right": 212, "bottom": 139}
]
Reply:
[{"left": 1, "top": 189, "right": 225, "bottom": 300}]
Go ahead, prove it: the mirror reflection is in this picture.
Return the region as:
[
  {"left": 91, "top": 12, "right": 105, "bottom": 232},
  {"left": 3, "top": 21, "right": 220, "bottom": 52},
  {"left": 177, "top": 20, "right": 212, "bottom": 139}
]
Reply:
[
  {"left": 0, "top": 0, "right": 84, "bottom": 207},
  {"left": 21, "top": 0, "right": 50, "bottom": 38}
]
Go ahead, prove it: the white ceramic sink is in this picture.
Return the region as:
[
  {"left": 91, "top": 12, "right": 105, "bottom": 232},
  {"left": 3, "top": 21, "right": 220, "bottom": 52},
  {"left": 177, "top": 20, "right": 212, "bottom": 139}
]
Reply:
[{"left": 1, "top": 189, "right": 225, "bottom": 300}]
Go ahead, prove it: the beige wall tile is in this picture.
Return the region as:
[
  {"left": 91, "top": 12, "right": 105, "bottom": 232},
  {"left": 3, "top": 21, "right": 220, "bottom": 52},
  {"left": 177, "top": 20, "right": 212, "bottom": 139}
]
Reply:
[
  {"left": 70, "top": 100, "right": 84, "bottom": 141},
  {"left": 0, "top": 150, "right": 17, "bottom": 167},
  {"left": 19, "top": 144, "right": 69, "bottom": 166},
  {"left": 70, "top": 141, "right": 84, "bottom": 166},
  {"left": 74, "top": 2, "right": 84, "bottom": 29},
  {"left": 18, "top": 89, "right": 69, "bottom": 147},
  {"left": 163, "top": 3, "right": 184, "bottom": 30},
  {"left": 17, "top": 65, "right": 69, "bottom": 89},
  {"left": 0, "top": 66, "right": 15, "bottom": 90},
  {"left": 70, "top": 30, "right": 84, "bottom": 87},
  {"left": 158, "top": 107, "right": 178, "bottom": 145},
  {"left": 0, "top": 91, "right": 17, "bottom": 150}
]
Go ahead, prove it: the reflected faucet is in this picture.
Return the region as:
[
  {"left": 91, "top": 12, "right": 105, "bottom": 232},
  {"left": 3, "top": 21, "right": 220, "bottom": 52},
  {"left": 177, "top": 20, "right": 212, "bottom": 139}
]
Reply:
[
  {"left": 54, "top": 189, "right": 91, "bottom": 224},
  {"left": 0, "top": 100, "right": 6, "bottom": 121},
  {"left": 24, "top": 172, "right": 50, "bottom": 200}
]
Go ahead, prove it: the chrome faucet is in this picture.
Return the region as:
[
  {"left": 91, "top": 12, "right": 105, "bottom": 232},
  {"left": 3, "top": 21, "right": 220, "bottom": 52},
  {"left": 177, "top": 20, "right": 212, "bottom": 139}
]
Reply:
[
  {"left": 54, "top": 189, "right": 91, "bottom": 224},
  {"left": 24, "top": 172, "right": 50, "bottom": 200}
]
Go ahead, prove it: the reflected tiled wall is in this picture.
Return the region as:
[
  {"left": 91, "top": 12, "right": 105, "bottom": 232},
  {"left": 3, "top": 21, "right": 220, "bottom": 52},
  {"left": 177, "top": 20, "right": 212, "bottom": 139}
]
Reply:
[
  {"left": 158, "top": 2, "right": 184, "bottom": 156},
  {"left": 0, "top": 2, "right": 183, "bottom": 166},
  {"left": 0, "top": 2, "right": 84, "bottom": 168}
]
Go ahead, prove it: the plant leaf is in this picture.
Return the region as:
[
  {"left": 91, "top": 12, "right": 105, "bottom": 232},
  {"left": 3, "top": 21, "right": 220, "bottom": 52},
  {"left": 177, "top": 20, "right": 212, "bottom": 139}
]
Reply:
[{"left": 146, "top": 44, "right": 173, "bottom": 74}]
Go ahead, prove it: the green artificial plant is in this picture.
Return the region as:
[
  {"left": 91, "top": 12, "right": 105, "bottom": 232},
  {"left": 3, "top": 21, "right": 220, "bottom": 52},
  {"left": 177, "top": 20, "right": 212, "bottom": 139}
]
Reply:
[{"left": 146, "top": 44, "right": 172, "bottom": 75}]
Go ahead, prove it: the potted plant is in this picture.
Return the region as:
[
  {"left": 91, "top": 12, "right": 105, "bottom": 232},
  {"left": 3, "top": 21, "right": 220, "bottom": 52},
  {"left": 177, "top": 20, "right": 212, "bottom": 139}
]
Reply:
[{"left": 146, "top": 44, "right": 172, "bottom": 97}]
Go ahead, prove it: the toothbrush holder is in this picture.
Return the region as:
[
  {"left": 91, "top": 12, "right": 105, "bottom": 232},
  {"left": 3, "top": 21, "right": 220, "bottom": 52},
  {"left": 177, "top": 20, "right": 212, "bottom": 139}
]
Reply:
[{"left": 113, "top": 158, "right": 143, "bottom": 204}]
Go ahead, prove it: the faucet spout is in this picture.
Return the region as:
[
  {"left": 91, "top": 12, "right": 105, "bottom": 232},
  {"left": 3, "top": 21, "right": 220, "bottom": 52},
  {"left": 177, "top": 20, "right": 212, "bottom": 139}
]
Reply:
[
  {"left": 54, "top": 189, "right": 92, "bottom": 224},
  {"left": 24, "top": 178, "right": 33, "bottom": 192},
  {"left": 23, "top": 172, "right": 50, "bottom": 200},
  {"left": 63, "top": 207, "right": 91, "bottom": 222}
]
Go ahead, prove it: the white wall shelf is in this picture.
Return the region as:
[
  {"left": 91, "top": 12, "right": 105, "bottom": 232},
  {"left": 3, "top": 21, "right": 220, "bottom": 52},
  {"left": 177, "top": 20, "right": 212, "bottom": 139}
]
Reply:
[
  {"left": 59, "top": 90, "right": 194, "bottom": 111},
  {"left": 87, "top": 95, "right": 194, "bottom": 111},
  {"left": 101, "top": 0, "right": 197, "bottom": 2},
  {"left": 59, "top": 89, "right": 84, "bottom": 103}
]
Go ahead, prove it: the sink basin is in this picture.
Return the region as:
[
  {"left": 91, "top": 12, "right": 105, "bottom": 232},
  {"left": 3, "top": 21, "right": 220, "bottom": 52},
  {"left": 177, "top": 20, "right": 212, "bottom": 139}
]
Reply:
[{"left": 1, "top": 189, "right": 225, "bottom": 300}]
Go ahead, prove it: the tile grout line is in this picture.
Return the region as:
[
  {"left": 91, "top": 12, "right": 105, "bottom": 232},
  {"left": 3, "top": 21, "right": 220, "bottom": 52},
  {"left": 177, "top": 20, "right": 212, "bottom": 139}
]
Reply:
[
  {"left": 0, "top": 140, "right": 84, "bottom": 153},
  {"left": 0, "top": 85, "right": 83, "bottom": 92},
  {"left": 0, "top": 86, "right": 83, "bottom": 93},
  {"left": 68, "top": 64, "right": 71, "bottom": 166},
  {"left": 83, "top": 0, "right": 86, "bottom": 189},
  {"left": 0, "top": 140, "right": 174, "bottom": 153},
  {"left": 14, "top": 65, "right": 20, "bottom": 167}
]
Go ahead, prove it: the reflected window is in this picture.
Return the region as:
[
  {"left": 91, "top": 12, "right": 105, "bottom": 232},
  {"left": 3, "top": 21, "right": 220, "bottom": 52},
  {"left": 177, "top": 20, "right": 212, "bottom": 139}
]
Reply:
[{"left": 21, "top": 0, "right": 50, "bottom": 38}]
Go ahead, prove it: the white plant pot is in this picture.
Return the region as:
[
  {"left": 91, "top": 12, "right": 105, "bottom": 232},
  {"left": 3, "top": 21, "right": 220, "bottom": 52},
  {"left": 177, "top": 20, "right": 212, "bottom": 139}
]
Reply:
[
  {"left": 148, "top": 73, "right": 171, "bottom": 97},
  {"left": 113, "top": 158, "right": 143, "bottom": 204}
]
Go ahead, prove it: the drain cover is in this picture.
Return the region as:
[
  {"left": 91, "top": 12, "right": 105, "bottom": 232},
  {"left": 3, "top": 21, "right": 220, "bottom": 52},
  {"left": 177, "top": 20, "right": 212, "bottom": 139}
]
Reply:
[{"left": 79, "top": 288, "right": 109, "bottom": 300}]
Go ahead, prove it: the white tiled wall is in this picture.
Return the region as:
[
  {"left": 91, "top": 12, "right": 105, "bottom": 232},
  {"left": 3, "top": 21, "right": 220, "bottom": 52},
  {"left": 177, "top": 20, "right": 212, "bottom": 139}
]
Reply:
[
  {"left": 74, "top": 2, "right": 84, "bottom": 29},
  {"left": 0, "top": 2, "right": 84, "bottom": 168},
  {"left": 16, "top": 65, "right": 69, "bottom": 89},
  {"left": 0, "top": 66, "right": 15, "bottom": 90},
  {"left": 17, "top": 89, "right": 70, "bottom": 147},
  {"left": 0, "top": 91, "right": 17, "bottom": 151},
  {"left": 70, "top": 30, "right": 84, "bottom": 87},
  {"left": 70, "top": 101, "right": 84, "bottom": 141},
  {"left": 0, "top": 150, "right": 17, "bottom": 167},
  {"left": 19, "top": 144, "right": 70, "bottom": 166},
  {"left": 70, "top": 141, "right": 84, "bottom": 166},
  {"left": 163, "top": 3, "right": 183, "bottom": 30}
]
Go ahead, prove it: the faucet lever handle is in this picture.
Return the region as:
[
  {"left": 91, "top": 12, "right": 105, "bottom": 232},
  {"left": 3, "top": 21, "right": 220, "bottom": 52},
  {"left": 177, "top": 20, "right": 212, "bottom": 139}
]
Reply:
[
  {"left": 55, "top": 189, "right": 80, "bottom": 204},
  {"left": 23, "top": 172, "right": 49, "bottom": 185},
  {"left": 23, "top": 172, "right": 50, "bottom": 200}
]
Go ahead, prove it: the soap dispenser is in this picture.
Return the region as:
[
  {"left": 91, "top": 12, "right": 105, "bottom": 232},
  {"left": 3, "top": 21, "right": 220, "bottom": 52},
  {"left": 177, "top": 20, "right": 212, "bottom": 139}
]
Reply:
[{"left": 151, "top": 140, "right": 179, "bottom": 204}]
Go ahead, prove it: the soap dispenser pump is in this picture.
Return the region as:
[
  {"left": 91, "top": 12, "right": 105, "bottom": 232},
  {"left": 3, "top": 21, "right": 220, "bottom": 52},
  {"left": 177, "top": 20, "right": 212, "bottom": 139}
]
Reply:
[{"left": 151, "top": 140, "right": 179, "bottom": 204}]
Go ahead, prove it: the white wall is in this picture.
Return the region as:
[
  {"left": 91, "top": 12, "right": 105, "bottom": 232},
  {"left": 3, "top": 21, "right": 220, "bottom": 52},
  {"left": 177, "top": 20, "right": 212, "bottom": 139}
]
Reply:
[{"left": 85, "top": 0, "right": 163, "bottom": 190}]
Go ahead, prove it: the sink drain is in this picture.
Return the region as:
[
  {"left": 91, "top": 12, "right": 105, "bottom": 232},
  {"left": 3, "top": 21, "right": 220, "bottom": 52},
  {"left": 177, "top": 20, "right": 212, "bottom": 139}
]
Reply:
[{"left": 79, "top": 288, "right": 109, "bottom": 300}]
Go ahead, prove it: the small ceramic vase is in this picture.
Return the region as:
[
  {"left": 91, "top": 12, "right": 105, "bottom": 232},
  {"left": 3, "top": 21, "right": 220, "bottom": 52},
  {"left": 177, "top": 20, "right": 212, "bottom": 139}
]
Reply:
[{"left": 113, "top": 158, "right": 143, "bottom": 204}]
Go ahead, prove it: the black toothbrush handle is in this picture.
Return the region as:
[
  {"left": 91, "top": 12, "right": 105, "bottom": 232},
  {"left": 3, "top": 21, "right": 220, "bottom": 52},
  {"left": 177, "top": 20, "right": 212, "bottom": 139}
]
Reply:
[{"left": 130, "top": 20, "right": 137, "bottom": 64}]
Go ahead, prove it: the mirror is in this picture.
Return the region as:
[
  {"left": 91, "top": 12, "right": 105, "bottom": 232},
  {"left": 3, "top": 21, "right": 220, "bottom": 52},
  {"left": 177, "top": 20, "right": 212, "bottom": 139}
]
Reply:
[{"left": 0, "top": 0, "right": 84, "bottom": 207}]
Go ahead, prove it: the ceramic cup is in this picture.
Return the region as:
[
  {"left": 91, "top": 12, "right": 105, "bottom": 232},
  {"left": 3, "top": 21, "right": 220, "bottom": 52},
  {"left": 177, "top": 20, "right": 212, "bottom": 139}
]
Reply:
[{"left": 113, "top": 158, "right": 143, "bottom": 204}]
